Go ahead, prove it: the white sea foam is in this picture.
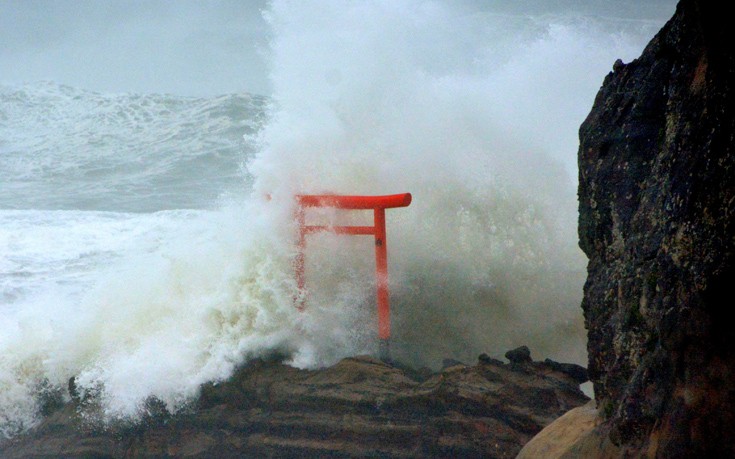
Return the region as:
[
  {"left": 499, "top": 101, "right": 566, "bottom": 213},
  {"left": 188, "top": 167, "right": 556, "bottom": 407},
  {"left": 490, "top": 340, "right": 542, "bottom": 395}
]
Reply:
[
  {"left": 1, "top": 203, "right": 303, "bottom": 435},
  {"left": 0, "top": 82, "right": 267, "bottom": 211},
  {"left": 1, "top": 0, "right": 668, "bottom": 438}
]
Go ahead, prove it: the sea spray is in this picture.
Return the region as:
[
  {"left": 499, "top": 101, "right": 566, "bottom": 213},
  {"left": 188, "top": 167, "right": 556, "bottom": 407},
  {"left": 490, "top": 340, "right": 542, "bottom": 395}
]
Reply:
[
  {"left": 1, "top": 0, "right": 666, "bottom": 437},
  {"left": 252, "top": 0, "right": 657, "bottom": 366}
]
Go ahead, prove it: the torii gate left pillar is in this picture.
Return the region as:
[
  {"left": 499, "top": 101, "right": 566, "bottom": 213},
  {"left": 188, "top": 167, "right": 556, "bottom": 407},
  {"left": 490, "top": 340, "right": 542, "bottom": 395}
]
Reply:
[{"left": 295, "top": 193, "right": 412, "bottom": 361}]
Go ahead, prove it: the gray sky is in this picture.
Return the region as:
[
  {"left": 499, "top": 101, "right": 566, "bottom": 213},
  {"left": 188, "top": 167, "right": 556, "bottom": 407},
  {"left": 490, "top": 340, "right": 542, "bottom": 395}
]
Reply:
[
  {"left": 0, "top": 0, "right": 271, "bottom": 96},
  {"left": 0, "top": 0, "right": 677, "bottom": 97}
]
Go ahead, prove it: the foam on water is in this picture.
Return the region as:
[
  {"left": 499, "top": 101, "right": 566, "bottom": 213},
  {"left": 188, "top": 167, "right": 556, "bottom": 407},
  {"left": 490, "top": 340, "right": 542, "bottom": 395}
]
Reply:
[
  {"left": 1, "top": 203, "right": 305, "bottom": 436},
  {"left": 0, "top": 209, "right": 200, "bottom": 307},
  {"left": 1, "top": 0, "right": 669, "bottom": 439},
  {"left": 0, "top": 82, "right": 267, "bottom": 211}
]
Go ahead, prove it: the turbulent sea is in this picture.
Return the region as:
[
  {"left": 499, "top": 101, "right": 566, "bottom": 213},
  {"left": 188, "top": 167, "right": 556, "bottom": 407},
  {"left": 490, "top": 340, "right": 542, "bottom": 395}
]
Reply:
[
  {"left": 0, "top": 82, "right": 275, "bottom": 435},
  {"left": 1, "top": 81, "right": 268, "bottom": 314},
  {"left": 1, "top": 0, "right": 669, "bottom": 439}
]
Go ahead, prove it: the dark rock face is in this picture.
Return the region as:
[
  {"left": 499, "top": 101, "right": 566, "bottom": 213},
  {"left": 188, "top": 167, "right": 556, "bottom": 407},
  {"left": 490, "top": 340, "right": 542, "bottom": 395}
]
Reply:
[
  {"left": 505, "top": 345, "right": 532, "bottom": 364},
  {"left": 578, "top": 0, "right": 735, "bottom": 455},
  {"left": 0, "top": 354, "right": 588, "bottom": 458}
]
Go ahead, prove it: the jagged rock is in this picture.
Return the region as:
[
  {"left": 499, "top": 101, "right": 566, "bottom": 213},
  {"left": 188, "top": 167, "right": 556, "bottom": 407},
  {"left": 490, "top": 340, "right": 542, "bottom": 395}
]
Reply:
[
  {"left": 612, "top": 58, "right": 625, "bottom": 72},
  {"left": 505, "top": 345, "right": 532, "bottom": 364},
  {"left": 542, "top": 359, "right": 588, "bottom": 384},
  {"left": 478, "top": 354, "right": 506, "bottom": 368},
  {"left": 67, "top": 376, "right": 80, "bottom": 403},
  {"left": 578, "top": 0, "right": 735, "bottom": 455},
  {"left": 441, "top": 358, "right": 466, "bottom": 369},
  {"left": 0, "top": 354, "right": 588, "bottom": 458}
]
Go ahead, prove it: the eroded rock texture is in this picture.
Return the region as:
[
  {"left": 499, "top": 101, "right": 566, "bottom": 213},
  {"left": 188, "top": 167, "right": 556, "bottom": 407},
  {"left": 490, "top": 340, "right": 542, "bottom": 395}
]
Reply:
[
  {"left": 0, "top": 354, "right": 587, "bottom": 458},
  {"left": 578, "top": 0, "right": 735, "bottom": 455}
]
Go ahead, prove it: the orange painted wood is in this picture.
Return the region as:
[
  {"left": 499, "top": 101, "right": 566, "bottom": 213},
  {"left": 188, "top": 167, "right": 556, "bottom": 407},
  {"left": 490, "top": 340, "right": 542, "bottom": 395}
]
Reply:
[
  {"left": 296, "top": 193, "right": 411, "bottom": 209},
  {"left": 293, "top": 193, "right": 411, "bottom": 341},
  {"left": 373, "top": 207, "right": 390, "bottom": 340},
  {"left": 302, "top": 225, "right": 375, "bottom": 235}
]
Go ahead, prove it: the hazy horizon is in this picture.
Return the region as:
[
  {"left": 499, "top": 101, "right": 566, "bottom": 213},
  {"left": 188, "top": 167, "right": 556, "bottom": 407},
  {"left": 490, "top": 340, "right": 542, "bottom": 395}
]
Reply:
[{"left": 1, "top": 0, "right": 677, "bottom": 97}]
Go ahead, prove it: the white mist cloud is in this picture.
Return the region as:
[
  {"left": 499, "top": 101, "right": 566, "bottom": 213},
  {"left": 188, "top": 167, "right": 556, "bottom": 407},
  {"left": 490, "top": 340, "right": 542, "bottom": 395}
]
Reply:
[
  {"left": 250, "top": 0, "right": 662, "bottom": 366},
  {"left": 0, "top": 0, "right": 675, "bottom": 97}
]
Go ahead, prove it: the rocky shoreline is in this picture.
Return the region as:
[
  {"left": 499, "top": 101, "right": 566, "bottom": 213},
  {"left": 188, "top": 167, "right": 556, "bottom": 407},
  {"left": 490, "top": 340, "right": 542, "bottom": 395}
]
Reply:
[{"left": 0, "top": 349, "right": 588, "bottom": 458}]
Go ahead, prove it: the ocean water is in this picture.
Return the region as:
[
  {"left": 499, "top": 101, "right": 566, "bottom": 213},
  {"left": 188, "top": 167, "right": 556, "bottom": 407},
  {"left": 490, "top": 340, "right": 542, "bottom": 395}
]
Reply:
[
  {"left": 1, "top": 1, "right": 668, "bottom": 439},
  {"left": 1, "top": 82, "right": 277, "bottom": 435}
]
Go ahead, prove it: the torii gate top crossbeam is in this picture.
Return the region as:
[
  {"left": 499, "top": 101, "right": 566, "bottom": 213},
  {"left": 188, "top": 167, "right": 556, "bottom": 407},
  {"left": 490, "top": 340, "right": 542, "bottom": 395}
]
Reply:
[{"left": 296, "top": 193, "right": 412, "bottom": 209}]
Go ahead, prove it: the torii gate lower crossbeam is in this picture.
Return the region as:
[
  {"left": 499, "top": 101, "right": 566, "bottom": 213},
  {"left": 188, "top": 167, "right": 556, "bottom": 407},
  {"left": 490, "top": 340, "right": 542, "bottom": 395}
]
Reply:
[{"left": 294, "top": 193, "right": 412, "bottom": 360}]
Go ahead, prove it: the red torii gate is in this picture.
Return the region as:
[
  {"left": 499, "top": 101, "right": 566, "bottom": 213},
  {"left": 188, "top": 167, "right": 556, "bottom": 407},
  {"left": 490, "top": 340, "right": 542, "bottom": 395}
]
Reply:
[{"left": 294, "top": 193, "right": 412, "bottom": 359}]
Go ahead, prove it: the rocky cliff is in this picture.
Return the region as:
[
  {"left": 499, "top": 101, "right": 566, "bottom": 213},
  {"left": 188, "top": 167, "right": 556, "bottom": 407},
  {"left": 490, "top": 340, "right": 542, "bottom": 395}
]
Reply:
[
  {"left": 0, "top": 351, "right": 587, "bottom": 458},
  {"left": 578, "top": 0, "right": 735, "bottom": 455}
]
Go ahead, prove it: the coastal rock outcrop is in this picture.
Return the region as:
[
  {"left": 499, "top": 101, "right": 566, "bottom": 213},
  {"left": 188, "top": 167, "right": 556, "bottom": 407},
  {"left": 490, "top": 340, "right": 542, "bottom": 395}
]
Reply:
[
  {"left": 578, "top": 0, "right": 735, "bottom": 455},
  {"left": 515, "top": 400, "right": 614, "bottom": 459},
  {"left": 0, "top": 352, "right": 587, "bottom": 458}
]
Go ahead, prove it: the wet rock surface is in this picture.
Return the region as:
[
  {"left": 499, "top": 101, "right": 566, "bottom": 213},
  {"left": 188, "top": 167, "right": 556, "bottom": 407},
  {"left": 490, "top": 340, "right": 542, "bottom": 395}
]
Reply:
[
  {"left": 578, "top": 0, "right": 735, "bottom": 455},
  {"left": 0, "top": 353, "right": 588, "bottom": 458}
]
